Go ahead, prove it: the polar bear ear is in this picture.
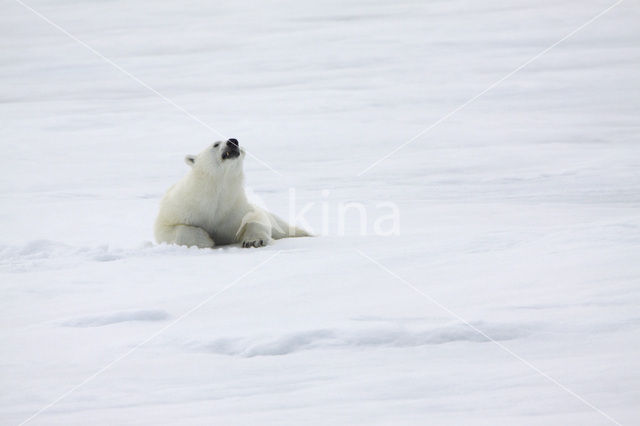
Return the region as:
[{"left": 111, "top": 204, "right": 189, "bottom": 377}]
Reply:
[{"left": 184, "top": 155, "right": 196, "bottom": 167}]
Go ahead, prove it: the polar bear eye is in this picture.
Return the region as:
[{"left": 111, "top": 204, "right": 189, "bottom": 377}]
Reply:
[{"left": 213, "top": 142, "right": 220, "bottom": 148}]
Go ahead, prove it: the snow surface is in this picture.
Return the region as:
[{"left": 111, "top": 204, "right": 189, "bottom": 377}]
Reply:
[{"left": 1, "top": 0, "right": 639, "bottom": 424}]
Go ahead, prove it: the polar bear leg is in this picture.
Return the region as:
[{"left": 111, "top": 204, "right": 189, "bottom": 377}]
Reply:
[
  {"left": 173, "top": 225, "right": 215, "bottom": 248},
  {"left": 236, "top": 208, "right": 272, "bottom": 248},
  {"left": 240, "top": 221, "right": 272, "bottom": 248}
]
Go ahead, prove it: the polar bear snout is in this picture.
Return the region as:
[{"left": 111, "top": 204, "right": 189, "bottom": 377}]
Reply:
[{"left": 221, "top": 138, "right": 241, "bottom": 160}]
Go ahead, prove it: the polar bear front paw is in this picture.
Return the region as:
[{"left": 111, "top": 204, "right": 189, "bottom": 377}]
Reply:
[
  {"left": 239, "top": 221, "right": 271, "bottom": 248},
  {"left": 242, "top": 239, "right": 267, "bottom": 248}
]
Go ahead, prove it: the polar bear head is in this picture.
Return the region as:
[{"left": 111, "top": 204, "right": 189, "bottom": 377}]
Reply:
[{"left": 184, "top": 138, "right": 245, "bottom": 178}]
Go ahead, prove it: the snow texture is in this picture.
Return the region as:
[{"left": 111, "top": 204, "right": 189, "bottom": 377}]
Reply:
[{"left": 1, "top": 0, "right": 639, "bottom": 425}]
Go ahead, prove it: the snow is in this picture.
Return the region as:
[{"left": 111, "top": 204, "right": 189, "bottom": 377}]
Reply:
[{"left": 1, "top": 0, "right": 639, "bottom": 424}]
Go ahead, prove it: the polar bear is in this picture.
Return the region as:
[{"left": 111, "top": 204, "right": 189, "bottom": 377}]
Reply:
[{"left": 155, "top": 138, "right": 310, "bottom": 248}]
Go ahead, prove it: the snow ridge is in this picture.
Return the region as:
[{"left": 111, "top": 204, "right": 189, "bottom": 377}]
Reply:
[
  {"left": 0, "top": 239, "right": 216, "bottom": 272},
  {"left": 61, "top": 310, "right": 171, "bottom": 327},
  {"left": 187, "top": 322, "right": 527, "bottom": 357}
]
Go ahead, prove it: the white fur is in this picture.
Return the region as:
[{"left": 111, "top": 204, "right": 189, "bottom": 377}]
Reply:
[{"left": 155, "top": 141, "right": 309, "bottom": 248}]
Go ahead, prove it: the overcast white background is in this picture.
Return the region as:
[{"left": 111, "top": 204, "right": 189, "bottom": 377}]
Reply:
[{"left": 1, "top": 0, "right": 639, "bottom": 425}]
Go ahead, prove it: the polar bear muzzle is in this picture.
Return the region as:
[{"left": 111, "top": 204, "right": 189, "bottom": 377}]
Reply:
[{"left": 221, "top": 138, "right": 240, "bottom": 160}]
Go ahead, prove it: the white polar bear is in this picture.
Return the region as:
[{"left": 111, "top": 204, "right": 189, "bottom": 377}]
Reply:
[{"left": 154, "top": 138, "right": 310, "bottom": 248}]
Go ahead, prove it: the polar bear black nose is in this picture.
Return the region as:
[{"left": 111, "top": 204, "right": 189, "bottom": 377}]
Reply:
[{"left": 227, "top": 138, "right": 239, "bottom": 147}]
